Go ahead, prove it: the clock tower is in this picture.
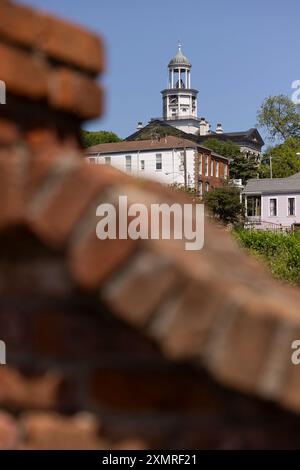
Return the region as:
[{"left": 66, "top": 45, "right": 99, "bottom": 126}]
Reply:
[{"left": 161, "top": 43, "right": 202, "bottom": 134}]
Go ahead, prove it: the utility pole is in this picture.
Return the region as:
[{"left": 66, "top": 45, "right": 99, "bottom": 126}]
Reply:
[
  {"left": 183, "top": 144, "right": 187, "bottom": 191},
  {"left": 270, "top": 156, "right": 273, "bottom": 179}
]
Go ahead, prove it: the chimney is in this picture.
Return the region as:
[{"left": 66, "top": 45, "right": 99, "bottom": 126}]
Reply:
[
  {"left": 199, "top": 117, "right": 208, "bottom": 136},
  {"left": 137, "top": 121, "right": 143, "bottom": 130},
  {"left": 216, "top": 123, "right": 223, "bottom": 134}
]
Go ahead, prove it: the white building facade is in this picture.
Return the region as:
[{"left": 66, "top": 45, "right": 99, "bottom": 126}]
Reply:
[{"left": 85, "top": 135, "right": 229, "bottom": 194}]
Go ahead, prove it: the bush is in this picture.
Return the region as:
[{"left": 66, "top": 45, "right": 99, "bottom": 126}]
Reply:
[
  {"left": 203, "top": 185, "right": 244, "bottom": 225},
  {"left": 234, "top": 229, "right": 300, "bottom": 285}
]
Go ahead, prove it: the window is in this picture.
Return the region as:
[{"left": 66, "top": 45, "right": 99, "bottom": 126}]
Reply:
[
  {"left": 210, "top": 159, "right": 214, "bottom": 177},
  {"left": 105, "top": 156, "right": 111, "bottom": 165},
  {"left": 269, "top": 198, "right": 277, "bottom": 217},
  {"left": 215, "top": 161, "right": 219, "bottom": 177},
  {"left": 125, "top": 155, "right": 131, "bottom": 172},
  {"left": 88, "top": 157, "right": 97, "bottom": 164},
  {"left": 205, "top": 182, "right": 209, "bottom": 192},
  {"left": 199, "top": 154, "right": 203, "bottom": 175},
  {"left": 199, "top": 181, "right": 203, "bottom": 196},
  {"left": 140, "top": 160, "right": 145, "bottom": 171},
  {"left": 247, "top": 196, "right": 261, "bottom": 217},
  {"left": 288, "top": 197, "right": 295, "bottom": 216},
  {"left": 224, "top": 164, "right": 228, "bottom": 179},
  {"left": 205, "top": 155, "right": 209, "bottom": 176},
  {"left": 156, "top": 153, "right": 162, "bottom": 171}
]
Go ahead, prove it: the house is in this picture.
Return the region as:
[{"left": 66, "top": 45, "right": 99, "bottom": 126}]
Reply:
[
  {"left": 126, "top": 44, "right": 264, "bottom": 160},
  {"left": 243, "top": 172, "right": 300, "bottom": 229},
  {"left": 85, "top": 135, "right": 229, "bottom": 195}
]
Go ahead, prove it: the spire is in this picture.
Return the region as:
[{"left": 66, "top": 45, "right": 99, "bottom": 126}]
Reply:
[{"left": 178, "top": 41, "right": 182, "bottom": 53}]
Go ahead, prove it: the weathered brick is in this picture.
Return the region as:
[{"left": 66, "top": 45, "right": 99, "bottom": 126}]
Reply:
[
  {"left": 0, "top": 43, "right": 47, "bottom": 99},
  {"left": 204, "top": 290, "right": 281, "bottom": 393},
  {"left": 103, "top": 251, "right": 180, "bottom": 328},
  {"left": 0, "top": 411, "right": 20, "bottom": 450},
  {"left": 39, "top": 15, "right": 104, "bottom": 74},
  {"left": 0, "top": 118, "right": 20, "bottom": 145},
  {"left": 0, "top": 367, "right": 63, "bottom": 409},
  {"left": 0, "top": 2, "right": 104, "bottom": 74},
  {"left": 0, "top": 147, "right": 27, "bottom": 228},
  {"left": 0, "top": 2, "right": 42, "bottom": 48},
  {"left": 26, "top": 164, "right": 122, "bottom": 247},
  {"left": 69, "top": 226, "right": 136, "bottom": 290},
  {"left": 148, "top": 280, "right": 228, "bottom": 360},
  {"left": 20, "top": 412, "right": 106, "bottom": 450},
  {"left": 48, "top": 68, "right": 103, "bottom": 119}
]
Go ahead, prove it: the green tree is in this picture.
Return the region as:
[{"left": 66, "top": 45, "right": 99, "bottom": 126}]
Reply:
[
  {"left": 257, "top": 95, "right": 300, "bottom": 142},
  {"left": 203, "top": 138, "right": 258, "bottom": 183},
  {"left": 203, "top": 184, "right": 244, "bottom": 225},
  {"left": 229, "top": 152, "right": 259, "bottom": 184},
  {"left": 81, "top": 130, "right": 121, "bottom": 148},
  {"left": 202, "top": 138, "right": 239, "bottom": 159},
  {"left": 259, "top": 137, "right": 300, "bottom": 178}
]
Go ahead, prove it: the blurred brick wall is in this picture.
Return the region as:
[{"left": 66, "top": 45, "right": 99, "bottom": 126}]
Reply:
[{"left": 1, "top": 0, "right": 300, "bottom": 450}]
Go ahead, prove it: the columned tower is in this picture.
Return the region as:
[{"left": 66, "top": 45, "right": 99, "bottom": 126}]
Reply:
[{"left": 161, "top": 44, "right": 199, "bottom": 132}]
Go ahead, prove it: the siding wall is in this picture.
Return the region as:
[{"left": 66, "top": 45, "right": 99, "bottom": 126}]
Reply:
[{"left": 261, "top": 193, "right": 300, "bottom": 227}]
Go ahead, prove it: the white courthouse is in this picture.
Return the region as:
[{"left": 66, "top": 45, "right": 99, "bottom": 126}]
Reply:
[{"left": 85, "top": 135, "right": 229, "bottom": 194}]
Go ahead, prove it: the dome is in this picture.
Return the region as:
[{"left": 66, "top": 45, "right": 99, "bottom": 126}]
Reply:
[{"left": 168, "top": 44, "right": 191, "bottom": 68}]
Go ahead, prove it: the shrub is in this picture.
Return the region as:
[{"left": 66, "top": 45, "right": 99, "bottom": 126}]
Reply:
[
  {"left": 234, "top": 229, "right": 300, "bottom": 285},
  {"left": 203, "top": 185, "right": 244, "bottom": 225}
]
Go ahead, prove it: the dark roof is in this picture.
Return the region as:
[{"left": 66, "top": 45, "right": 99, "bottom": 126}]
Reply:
[
  {"left": 243, "top": 172, "right": 300, "bottom": 194},
  {"left": 126, "top": 120, "right": 264, "bottom": 152},
  {"left": 197, "top": 128, "right": 264, "bottom": 151}
]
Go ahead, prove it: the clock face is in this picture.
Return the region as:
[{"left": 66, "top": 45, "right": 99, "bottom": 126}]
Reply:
[{"left": 169, "top": 96, "right": 178, "bottom": 104}]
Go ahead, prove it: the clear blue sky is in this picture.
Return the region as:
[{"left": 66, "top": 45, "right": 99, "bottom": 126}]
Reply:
[{"left": 21, "top": 0, "right": 300, "bottom": 140}]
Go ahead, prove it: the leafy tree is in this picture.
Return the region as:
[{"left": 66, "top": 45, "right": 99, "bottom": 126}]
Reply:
[
  {"left": 203, "top": 138, "right": 258, "bottom": 184},
  {"left": 259, "top": 137, "right": 300, "bottom": 178},
  {"left": 203, "top": 184, "right": 244, "bottom": 225},
  {"left": 229, "top": 152, "right": 259, "bottom": 184},
  {"left": 81, "top": 130, "right": 121, "bottom": 148},
  {"left": 257, "top": 95, "right": 300, "bottom": 142},
  {"left": 202, "top": 138, "right": 239, "bottom": 159}
]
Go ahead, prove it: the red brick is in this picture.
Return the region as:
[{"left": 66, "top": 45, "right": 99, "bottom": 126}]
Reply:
[
  {"left": 103, "top": 251, "right": 181, "bottom": 328},
  {"left": 69, "top": 228, "right": 136, "bottom": 290},
  {"left": 0, "top": 43, "right": 47, "bottom": 99},
  {"left": 48, "top": 68, "right": 103, "bottom": 119},
  {"left": 0, "top": 118, "right": 20, "bottom": 145},
  {"left": 0, "top": 2, "right": 104, "bottom": 74},
  {"left": 0, "top": 147, "right": 26, "bottom": 228},
  {"left": 40, "top": 15, "right": 105, "bottom": 74},
  {"left": 149, "top": 281, "right": 227, "bottom": 360},
  {"left": 20, "top": 412, "right": 106, "bottom": 450},
  {"left": 0, "top": 367, "right": 63, "bottom": 409},
  {"left": 25, "top": 149, "right": 78, "bottom": 204},
  {"left": 0, "top": 2, "right": 42, "bottom": 48},
  {"left": 0, "top": 411, "right": 20, "bottom": 450},
  {"left": 26, "top": 164, "right": 122, "bottom": 247}
]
